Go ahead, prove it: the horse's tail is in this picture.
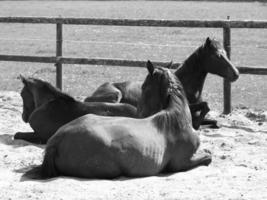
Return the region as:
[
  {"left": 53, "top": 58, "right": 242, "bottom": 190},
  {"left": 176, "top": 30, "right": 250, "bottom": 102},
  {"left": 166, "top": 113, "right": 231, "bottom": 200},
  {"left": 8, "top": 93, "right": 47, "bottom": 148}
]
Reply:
[
  {"left": 41, "top": 145, "right": 58, "bottom": 178},
  {"left": 22, "top": 165, "right": 43, "bottom": 180},
  {"left": 23, "top": 142, "right": 59, "bottom": 180}
]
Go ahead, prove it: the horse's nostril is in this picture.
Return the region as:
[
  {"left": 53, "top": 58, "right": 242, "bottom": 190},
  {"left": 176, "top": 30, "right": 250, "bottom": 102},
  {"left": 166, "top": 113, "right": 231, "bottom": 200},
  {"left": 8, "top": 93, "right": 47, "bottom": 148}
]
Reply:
[
  {"left": 230, "top": 72, "right": 239, "bottom": 82},
  {"left": 22, "top": 113, "right": 28, "bottom": 123},
  {"left": 233, "top": 70, "right": 240, "bottom": 81}
]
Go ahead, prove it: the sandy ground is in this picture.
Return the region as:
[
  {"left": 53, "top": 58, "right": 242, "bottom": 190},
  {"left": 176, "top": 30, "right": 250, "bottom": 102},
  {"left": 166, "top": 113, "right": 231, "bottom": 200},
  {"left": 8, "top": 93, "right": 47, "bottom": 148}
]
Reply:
[{"left": 0, "top": 91, "right": 266, "bottom": 200}]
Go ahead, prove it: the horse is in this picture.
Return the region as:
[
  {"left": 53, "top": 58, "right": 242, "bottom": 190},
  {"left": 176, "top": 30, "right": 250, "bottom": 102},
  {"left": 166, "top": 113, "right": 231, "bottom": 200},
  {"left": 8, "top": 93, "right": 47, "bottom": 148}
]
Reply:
[
  {"left": 24, "top": 61, "right": 211, "bottom": 179},
  {"left": 14, "top": 76, "right": 137, "bottom": 144},
  {"left": 84, "top": 37, "right": 239, "bottom": 129}
]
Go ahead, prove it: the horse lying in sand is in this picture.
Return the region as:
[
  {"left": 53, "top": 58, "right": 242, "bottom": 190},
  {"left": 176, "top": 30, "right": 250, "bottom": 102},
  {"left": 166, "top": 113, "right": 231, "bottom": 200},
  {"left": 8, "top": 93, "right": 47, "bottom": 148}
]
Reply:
[
  {"left": 85, "top": 37, "right": 239, "bottom": 129},
  {"left": 14, "top": 76, "right": 137, "bottom": 144},
  {"left": 24, "top": 61, "right": 211, "bottom": 179}
]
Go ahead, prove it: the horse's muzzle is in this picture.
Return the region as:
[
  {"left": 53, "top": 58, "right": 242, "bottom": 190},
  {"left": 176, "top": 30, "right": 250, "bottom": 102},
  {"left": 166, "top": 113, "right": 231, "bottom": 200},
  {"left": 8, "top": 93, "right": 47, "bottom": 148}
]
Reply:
[{"left": 228, "top": 66, "right": 239, "bottom": 82}]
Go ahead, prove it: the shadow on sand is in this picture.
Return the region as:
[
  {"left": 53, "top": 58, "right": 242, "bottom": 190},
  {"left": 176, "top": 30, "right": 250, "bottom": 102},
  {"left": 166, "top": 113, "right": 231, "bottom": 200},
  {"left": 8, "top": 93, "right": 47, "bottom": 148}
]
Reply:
[{"left": 17, "top": 164, "right": 201, "bottom": 183}]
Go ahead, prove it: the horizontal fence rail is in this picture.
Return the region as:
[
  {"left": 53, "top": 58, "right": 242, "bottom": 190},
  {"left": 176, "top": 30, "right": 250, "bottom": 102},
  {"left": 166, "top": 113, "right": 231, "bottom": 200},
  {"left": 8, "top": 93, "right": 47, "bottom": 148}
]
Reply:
[
  {"left": 0, "top": 17, "right": 267, "bottom": 28},
  {"left": 0, "top": 55, "right": 266, "bottom": 75},
  {"left": 0, "top": 16, "right": 267, "bottom": 114}
]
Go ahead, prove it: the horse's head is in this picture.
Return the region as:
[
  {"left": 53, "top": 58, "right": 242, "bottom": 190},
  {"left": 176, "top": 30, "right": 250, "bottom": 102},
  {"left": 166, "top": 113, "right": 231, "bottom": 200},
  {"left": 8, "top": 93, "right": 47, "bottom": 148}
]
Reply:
[
  {"left": 20, "top": 75, "right": 36, "bottom": 122},
  {"left": 201, "top": 37, "right": 239, "bottom": 82},
  {"left": 137, "top": 61, "right": 173, "bottom": 118}
]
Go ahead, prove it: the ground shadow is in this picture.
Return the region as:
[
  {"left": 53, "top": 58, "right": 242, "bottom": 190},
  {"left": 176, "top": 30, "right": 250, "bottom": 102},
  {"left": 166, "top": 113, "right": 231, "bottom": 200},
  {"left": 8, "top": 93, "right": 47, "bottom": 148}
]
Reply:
[
  {"left": 17, "top": 164, "right": 206, "bottom": 183},
  {"left": 17, "top": 164, "right": 128, "bottom": 183}
]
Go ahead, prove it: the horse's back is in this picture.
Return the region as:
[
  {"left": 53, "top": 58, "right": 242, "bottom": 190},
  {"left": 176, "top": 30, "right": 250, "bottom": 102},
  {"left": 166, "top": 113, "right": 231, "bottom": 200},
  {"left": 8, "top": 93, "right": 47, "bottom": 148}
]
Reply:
[
  {"left": 82, "top": 101, "right": 137, "bottom": 118},
  {"left": 85, "top": 82, "right": 122, "bottom": 103},
  {"left": 85, "top": 81, "right": 141, "bottom": 106},
  {"left": 45, "top": 114, "right": 168, "bottom": 178}
]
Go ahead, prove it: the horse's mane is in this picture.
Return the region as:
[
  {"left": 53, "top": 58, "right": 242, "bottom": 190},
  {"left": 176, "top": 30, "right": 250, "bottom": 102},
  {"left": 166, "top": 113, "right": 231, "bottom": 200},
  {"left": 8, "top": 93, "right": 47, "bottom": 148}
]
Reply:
[
  {"left": 152, "top": 68, "right": 192, "bottom": 134},
  {"left": 30, "top": 78, "right": 75, "bottom": 102}
]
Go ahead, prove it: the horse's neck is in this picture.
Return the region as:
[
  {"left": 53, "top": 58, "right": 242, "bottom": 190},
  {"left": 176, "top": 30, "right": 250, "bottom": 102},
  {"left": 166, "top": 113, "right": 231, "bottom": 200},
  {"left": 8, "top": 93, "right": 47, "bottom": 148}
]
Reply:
[
  {"left": 174, "top": 52, "right": 207, "bottom": 104},
  {"left": 33, "top": 90, "right": 56, "bottom": 108}
]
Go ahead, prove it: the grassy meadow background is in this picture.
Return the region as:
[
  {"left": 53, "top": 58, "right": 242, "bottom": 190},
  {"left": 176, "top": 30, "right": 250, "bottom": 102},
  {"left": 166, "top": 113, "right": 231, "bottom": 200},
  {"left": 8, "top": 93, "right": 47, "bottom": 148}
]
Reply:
[{"left": 0, "top": 1, "right": 266, "bottom": 111}]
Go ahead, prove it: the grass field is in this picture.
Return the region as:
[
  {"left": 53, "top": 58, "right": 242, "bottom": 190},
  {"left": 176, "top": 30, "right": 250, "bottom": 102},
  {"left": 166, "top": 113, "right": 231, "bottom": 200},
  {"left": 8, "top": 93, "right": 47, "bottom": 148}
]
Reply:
[{"left": 0, "top": 1, "right": 266, "bottom": 110}]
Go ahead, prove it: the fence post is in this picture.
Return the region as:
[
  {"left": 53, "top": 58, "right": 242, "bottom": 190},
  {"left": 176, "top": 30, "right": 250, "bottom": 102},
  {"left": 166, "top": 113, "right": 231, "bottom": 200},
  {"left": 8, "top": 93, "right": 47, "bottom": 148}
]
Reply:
[
  {"left": 223, "top": 16, "right": 231, "bottom": 114},
  {"left": 56, "top": 22, "right": 63, "bottom": 90}
]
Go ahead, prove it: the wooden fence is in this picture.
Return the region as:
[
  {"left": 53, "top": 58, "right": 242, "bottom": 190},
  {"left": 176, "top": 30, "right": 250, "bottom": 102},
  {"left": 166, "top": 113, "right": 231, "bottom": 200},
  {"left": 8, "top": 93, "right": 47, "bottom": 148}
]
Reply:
[{"left": 0, "top": 17, "right": 267, "bottom": 114}]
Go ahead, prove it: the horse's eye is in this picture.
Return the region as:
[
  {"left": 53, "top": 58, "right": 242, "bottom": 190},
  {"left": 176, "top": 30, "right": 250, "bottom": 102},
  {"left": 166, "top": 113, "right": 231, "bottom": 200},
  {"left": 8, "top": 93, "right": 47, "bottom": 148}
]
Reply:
[
  {"left": 141, "top": 84, "right": 145, "bottom": 90},
  {"left": 216, "top": 53, "right": 221, "bottom": 57}
]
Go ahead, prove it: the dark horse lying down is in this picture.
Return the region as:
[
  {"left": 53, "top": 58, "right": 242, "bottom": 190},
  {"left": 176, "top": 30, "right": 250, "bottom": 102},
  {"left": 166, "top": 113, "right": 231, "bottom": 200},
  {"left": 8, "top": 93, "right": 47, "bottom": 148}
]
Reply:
[
  {"left": 85, "top": 38, "right": 239, "bottom": 129},
  {"left": 14, "top": 76, "right": 137, "bottom": 144},
  {"left": 24, "top": 61, "right": 211, "bottom": 179}
]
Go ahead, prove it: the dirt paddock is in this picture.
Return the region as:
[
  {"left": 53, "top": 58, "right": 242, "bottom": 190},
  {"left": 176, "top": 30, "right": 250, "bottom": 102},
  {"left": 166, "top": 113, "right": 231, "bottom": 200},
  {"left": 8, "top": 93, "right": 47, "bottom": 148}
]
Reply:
[{"left": 0, "top": 91, "right": 266, "bottom": 200}]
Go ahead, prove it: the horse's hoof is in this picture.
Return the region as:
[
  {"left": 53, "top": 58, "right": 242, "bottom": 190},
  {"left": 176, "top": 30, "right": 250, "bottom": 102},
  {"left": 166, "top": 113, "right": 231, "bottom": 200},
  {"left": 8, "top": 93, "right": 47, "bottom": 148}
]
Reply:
[
  {"left": 210, "top": 123, "right": 220, "bottom": 129},
  {"left": 14, "top": 132, "right": 22, "bottom": 139},
  {"left": 193, "top": 123, "right": 201, "bottom": 130},
  {"left": 202, "top": 102, "right": 210, "bottom": 112},
  {"left": 203, "top": 155, "right": 212, "bottom": 166},
  {"left": 201, "top": 123, "right": 220, "bottom": 129}
]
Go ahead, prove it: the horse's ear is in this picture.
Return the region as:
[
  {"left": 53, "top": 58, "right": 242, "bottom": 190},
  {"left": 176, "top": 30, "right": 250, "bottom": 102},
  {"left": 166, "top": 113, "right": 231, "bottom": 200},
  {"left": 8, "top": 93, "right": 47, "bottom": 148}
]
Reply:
[
  {"left": 19, "top": 75, "right": 34, "bottom": 87},
  {"left": 205, "top": 37, "right": 211, "bottom": 47},
  {"left": 146, "top": 60, "right": 154, "bottom": 75},
  {"left": 20, "top": 74, "right": 28, "bottom": 85},
  {"left": 165, "top": 61, "right": 173, "bottom": 69}
]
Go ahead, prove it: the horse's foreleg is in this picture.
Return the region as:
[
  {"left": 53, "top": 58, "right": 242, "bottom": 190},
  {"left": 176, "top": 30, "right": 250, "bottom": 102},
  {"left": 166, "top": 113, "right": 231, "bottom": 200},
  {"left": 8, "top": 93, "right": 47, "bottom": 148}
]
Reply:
[
  {"left": 190, "top": 102, "right": 219, "bottom": 129},
  {"left": 177, "top": 153, "right": 212, "bottom": 172},
  {"left": 190, "top": 102, "right": 208, "bottom": 112},
  {"left": 188, "top": 153, "right": 212, "bottom": 168},
  {"left": 190, "top": 102, "right": 210, "bottom": 130},
  {"left": 14, "top": 132, "right": 45, "bottom": 144},
  {"left": 165, "top": 151, "right": 212, "bottom": 173},
  {"left": 201, "top": 119, "right": 219, "bottom": 129}
]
